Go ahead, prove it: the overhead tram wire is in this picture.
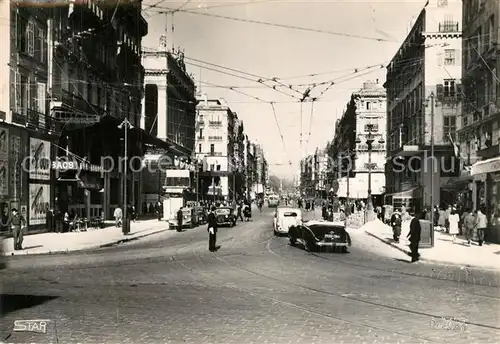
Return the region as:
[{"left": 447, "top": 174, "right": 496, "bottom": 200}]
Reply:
[
  {"left": 304, "top": 100, "right": 316, "bottom": 152},
  {"left": 270, "top": 102, "right": 293, "bottom": 167},
  {"left": 184, "top": 61, "right": 301, "bottom": 100},
  {"left": 144, "top": 0, "right": 279, "bottom": 18},
  {"left": 182, "top": 55, "right": 304, "bottom": 97},
  {"left": 145, "top": 5, "right": 396, "bottom": 43},
  {"left": 201, "top": 80, "right": 292, "bottom": 167}
]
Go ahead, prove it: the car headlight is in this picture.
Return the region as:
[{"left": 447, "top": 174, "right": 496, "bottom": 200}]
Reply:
[{"left": 225, "top": 215, "right": 228, "bottom": 218}]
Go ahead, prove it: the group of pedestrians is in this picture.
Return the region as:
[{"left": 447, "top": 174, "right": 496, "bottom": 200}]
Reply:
[{"left": 426, "top": 204, "right": 488, "bottom": 246}]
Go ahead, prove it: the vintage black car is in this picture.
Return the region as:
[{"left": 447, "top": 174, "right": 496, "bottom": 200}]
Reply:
[
  {"left": 215, "top": 207, "right": 237, "bottom": 227},
  {"left": 288, "top": 220, "right": 351, "bottom": 252}
]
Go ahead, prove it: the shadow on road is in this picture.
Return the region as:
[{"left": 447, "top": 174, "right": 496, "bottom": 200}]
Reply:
[{"left": 1, "top": 294, "right": 59, "bottom": 316}]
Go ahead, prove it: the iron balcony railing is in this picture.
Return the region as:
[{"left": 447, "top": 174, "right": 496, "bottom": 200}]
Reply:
[
  {"left": 11, "top": 109, "right": 58, "bottom": 133},
  {"left": 438, "top": 22, "right": 459, "bottom": 33}
]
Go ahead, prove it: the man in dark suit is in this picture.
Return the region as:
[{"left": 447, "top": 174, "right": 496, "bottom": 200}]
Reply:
[
  {"left": 407, "top": 210, "right": 422, "bottom": 263},
  {"left": 207, "top": 206, "right": 218, "bottom": 252}
]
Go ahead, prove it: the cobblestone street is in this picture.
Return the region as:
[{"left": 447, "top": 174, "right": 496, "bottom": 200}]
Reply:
[{"left": 2, "top": 209, "right": 500, "bottom": 344}]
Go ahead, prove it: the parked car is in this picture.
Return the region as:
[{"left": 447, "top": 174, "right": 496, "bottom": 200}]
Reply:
[
  {"left": 273, "top": 206, "right": 301, "bottom": 236},
  {"left": 268, "top": 195, "right": 279, "bottom": 208},
  {"left": 288, "top": 220, "right": 351, "bottom": 253},
  {"left": 194, "top": 206, "right": 207, "bottom": 225},
  {"left": 215, "top": 207, "right": 236, "bottom": 227}
]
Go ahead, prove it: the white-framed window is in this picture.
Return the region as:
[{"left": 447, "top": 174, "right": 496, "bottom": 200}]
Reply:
[
  {"left": 37, "top": 82, "right": 46, "bottom": 114},
  {"left": 444, "top": 49, "right": 456, "bottom": 65},
  {"left": 27, "top": 20, "right": 35, "bottom": 56},
  {"left": 444, "top": 116, "right": 457, "bottom": 140},
  {"left": 443, "top": 79, "right": 456, "bottom": 97},
  {"left": 366, "top": 101, "right": 371, "bottom": 110},
  {"left": 38, "top": 27, "right": 45, "bottom": 62}
]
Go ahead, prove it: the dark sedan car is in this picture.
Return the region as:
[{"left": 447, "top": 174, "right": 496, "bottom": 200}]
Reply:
[
  {"left": 215, "top": 207, "right": 237, "bottom": 227},
  {"left": 288, "top": 220, "right": 351, "bottom": 253}
]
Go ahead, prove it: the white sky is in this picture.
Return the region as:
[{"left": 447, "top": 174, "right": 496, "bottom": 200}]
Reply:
[{"left": 141, "top": 0, "right": 426, "bottom": 180}]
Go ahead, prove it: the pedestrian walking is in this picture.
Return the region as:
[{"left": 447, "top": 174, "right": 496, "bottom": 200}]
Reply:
[
  {"left": 236, "top": 202, "right": 243, "bottom": 222},
  {"left": 7, "top": 208, "right": 26, "bottom": 250},
  {"left": 114, "top": 206, "right": 123, "bottom": 228},
  {"left": 391, "top": 209, "right": 402, "bottom": 243},
  {"left": 463, "top": 209, "right": 476, "bottom": 246},
  {"left": 207, "top": 206, "right": 218, "bottom": 252},
  {"left": 448, "top": 208, "right": 460, "bottom": 243},
  {"left": 476, "top": 206, "right": 487, "bottom": 246},
  {"left": 46, "top": 208, "right": 54, "bottom": 232},
  {"left": 407, "top": 211, "right": 422, "bottom": 263},
  {"left": 176, "top": 207, "right": 183, "bottom": 232}
]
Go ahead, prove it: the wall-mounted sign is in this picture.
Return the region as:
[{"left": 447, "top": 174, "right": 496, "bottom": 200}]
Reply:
[
  {"left": 51, "top": 158, "right": 104, "bottom": 173},
  {"left": 29, "top": 138, "right": 51, "bottom": 180}
]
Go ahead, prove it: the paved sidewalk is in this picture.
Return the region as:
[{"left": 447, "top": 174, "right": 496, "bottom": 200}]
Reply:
[
  {"left": 363, "top": 219, "right": 500, "bottom": 270},
  {"left": 2, "top": 219, "right": 170, "bottom": 256}
]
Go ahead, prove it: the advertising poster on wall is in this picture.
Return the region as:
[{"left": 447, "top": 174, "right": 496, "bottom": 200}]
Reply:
[
  {"left": 29, "top": 183, "right": 50, "bottom": 225},
  {"left": 29, "top": 138, "right": 51, "bottom": 180},
  {"left": 10, "top": 134, "right": 21, "bottom": 199},
  {"left": 0, "top": 126, "right": 9, "bottom": 196}
]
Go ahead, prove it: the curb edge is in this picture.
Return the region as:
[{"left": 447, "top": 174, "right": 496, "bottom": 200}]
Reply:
[{"left": 3, "top": 229, "right": 168, "bottom": 257}]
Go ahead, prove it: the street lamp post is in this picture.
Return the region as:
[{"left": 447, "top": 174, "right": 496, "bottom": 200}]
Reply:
[
  {"left": 118, "top": 118, "right": 132, "bottom": 235},
  {"left": 356, "top": 124, "right": 384, "bottom": 221},
  {"left": 429, "top": 92, "right": 436, "bottom": 247}
]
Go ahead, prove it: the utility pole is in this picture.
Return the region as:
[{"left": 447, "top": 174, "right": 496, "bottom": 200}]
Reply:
[
  {"left": 195, "top": 160, "right": 199, "bottom": 203},
  {"left": 119, "top": 118, "right": 131, "bottom": 235},
  {"left": 430, "top": 92, "right": 435, "bottom": 247}
]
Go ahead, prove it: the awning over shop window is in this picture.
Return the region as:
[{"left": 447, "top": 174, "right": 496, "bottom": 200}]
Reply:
[
  {"left": 336, "top": 173, "right": 386, "bottom": 198},
  {"left": 441, "top": 171, "right": 473, "bottom": 191},
  {"left": 471, "top": 156, "right": 500, "bottom": 176},
  {"left": 385, "top": 186, "right": 422, "bottom": 200}
]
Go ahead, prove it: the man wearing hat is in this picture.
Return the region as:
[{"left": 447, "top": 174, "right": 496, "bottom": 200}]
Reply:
[
  {"left": 7, "top": 208, "right": 27, "bottom": 250},
  {"left": 390, "top": 208, "right": 402, "bottom": 243}
]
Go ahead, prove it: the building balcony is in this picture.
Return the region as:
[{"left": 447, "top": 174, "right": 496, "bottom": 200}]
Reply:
[
  {"left": 438, "top": 22, "right": 460, "bottom": 33},
  {"left": 208, "top": 136, "right": 223, "bottom": 141},
  {"left": 477, "top": 143, "right": 500, "bottom": 160},
  {"left": 11, "top": 109, "right": 59, "bottom": 133},
  {"left": 208, "top": 121, "right": 222, "bottom": 127},
  {"left": 207, "top": 152, "right": 223, "bottom": 156}
]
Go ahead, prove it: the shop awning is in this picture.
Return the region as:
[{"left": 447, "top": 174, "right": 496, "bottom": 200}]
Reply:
[
  {"left": 471, "top": 156, "right": 500, "bottom": 176},
  {"left": 385, "top": 186, "right": 422, "bottom": 199},
  {"left": 441, "top": 171, "right": 473, "bottom": 191}
]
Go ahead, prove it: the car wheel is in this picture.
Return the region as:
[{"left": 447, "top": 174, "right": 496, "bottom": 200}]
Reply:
[
  {"left": 304, "top": 240, "right": 314, "bottom": 252},
  {"left": 289, "top": 236, "right": 296, "bottom": 246},
  {"left": 341, "top": 246, "right": 348, "bottom": 253}
]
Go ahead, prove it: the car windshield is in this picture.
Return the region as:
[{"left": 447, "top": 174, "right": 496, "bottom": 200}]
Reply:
[
  {"left": 308, "top": 224, "right": 345, "bottom": 236},
  {"left": 215, "top": 208, "right": 231, "bottom": 215}
]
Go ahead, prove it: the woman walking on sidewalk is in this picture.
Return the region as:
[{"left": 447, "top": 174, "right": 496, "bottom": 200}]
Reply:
[{"left": 449, "top": 208, "right": 460, "bottom": 243}]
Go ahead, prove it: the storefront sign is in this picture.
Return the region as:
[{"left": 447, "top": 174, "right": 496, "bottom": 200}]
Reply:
[
  {"left": 0, "top": 127, "right": 9, "bottom": 196},
  {"left": 51, "top": 159, "right": 104, "bottom": 173},
  {"left": 29, "top": 183, "right": 50, "bottom": 225},
  {"left": 471, "top": 157, "right": 500, "bottom": 176},
  {"left": 29, "top": 138, "right": 51, "bottom": 180}
]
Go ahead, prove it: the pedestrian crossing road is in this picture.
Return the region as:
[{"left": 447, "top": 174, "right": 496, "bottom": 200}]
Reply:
[{"left": 2, "top": 208, "right": 500, "bottom": 344}]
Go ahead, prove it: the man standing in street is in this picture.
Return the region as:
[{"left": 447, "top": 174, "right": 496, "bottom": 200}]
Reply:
[
  {"left": 407, "top": 210, "right": 422, "bottom": 263},
  {"left": 391, "top": 208, "right": 402, "bottom": 243},
  {"left": 8, "top": 208, "right": 26, "bottom": 250},
  {"left": 176, "top": 207, "right": 183, "bottom": 232},
  {"left": 476, "top": 205, "right": 487, "bottom": 246},
  {"left": 207, "top": 206, "right": 218, "bottom": 252},
  {"left": 236, "top": 202, "right": 243, "bottom": 222}
]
